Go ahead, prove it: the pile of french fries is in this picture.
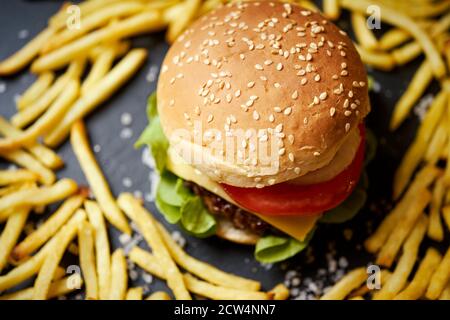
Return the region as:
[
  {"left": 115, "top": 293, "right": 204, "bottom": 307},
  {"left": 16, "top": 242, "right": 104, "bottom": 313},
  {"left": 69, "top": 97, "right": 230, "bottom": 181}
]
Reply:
[
  {"left": 317, "top": 0, "right": 450, "bottom": 300},
  {"left": 0, "top": 120, "right": 287, "bottom": 300}
]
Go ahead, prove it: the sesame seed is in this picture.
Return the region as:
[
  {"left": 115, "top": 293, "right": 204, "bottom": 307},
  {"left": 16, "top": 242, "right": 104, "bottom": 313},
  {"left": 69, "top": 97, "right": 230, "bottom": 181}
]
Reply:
[
  {"left": 301, "top": 78, "right": 308, "bottom": 85},
  {"left": 291, "top": 91, "right": 299, "bottom": 100},
  {"left": 330, "top": 107, "right": 336, "bottom": 117},
  {"left": 276, "top": 63, "right": 283, "bottom": 71},
  {"left": 288, "top": 134, "right": 295, "bottom": 144},
  {"left": 248, "top": 81, "right": 255, "bottom": 88},
  {"left": 235, "top": 90, "right": 241, "bottom": 97},
  {"left": 207, "top": 114, "right": 214, "bottom": 123},
  {"left": 314, "top": 74, "right": 321, "bottom": 82},
  {"left": 345, "top": 123, "right": 351, "bottom": 132},
  {"left": 268, "top": 178, "right": 276, "bottom": 185},
  {"left": 294, "top": 167, "right": 301, "bottom": 174},
  {"left": 255, "top": 64, "right": 264, "bottom": 70},
  {"left": 319, "top": 92, "right": 328, "bottom": 100},
  {"left": 288, "top": 153, "right": 294, "bottom": 162},
  {"left": 269, "top": 114, "right": 275, "bottom": 122},
  {"left": 344, "top": 110, "right": 352, "bottom": 117},
  {"left": 274, "top": 107, "right": 282, "bottom": 113},
  {"left": 284, "top": 107, "right": 292, "bottom": 115},
  {"left": 313, "top": 151, "right": 320, "bottom": 157},
  {"left": 279, "top": 148, "right": 286, "bottom": 155},
  {"left": 253, "top": 111, "right": 260, "bottom": 120},
  {"left": 275, "top": 123, "right": 283, "bottom": 132}
]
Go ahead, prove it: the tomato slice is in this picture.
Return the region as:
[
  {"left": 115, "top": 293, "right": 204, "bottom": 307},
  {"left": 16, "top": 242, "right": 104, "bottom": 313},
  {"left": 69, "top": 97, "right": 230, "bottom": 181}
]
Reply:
[{"left": 221, "top": 125, "right": 366, "bottom": 216}]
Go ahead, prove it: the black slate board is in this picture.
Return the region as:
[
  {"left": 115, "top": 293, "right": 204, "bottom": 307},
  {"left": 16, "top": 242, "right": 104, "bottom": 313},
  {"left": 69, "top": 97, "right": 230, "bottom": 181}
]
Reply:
[{"left": 0, "top": 0, "right": 442, "bottom": 298}]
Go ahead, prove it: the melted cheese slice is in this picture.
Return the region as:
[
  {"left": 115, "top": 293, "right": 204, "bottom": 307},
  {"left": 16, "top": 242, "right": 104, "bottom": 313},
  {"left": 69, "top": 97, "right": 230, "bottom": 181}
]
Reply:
[{"left": 166, "top": 150, "right": 319, "bottom": 242}]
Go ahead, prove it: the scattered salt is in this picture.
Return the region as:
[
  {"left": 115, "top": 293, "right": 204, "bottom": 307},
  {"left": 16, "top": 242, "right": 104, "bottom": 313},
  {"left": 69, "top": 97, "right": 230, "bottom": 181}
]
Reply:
[
  {"left": 120, "top": 128, "right": 133, "bottom": 139},
  {"left": 120, "top": 112, "right": 133, "bottom": 126}
]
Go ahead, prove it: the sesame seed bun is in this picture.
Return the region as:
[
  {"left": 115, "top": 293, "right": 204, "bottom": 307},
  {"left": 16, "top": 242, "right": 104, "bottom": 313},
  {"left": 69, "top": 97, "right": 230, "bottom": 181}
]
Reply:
[{"left": 157, "top": 0, "right": 370, "bottom": 188}]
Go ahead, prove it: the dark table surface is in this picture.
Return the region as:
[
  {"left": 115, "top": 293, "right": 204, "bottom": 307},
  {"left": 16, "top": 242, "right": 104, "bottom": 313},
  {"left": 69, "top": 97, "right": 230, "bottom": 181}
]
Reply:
[{"left": 0, "top": 0, "right": 441, "bottom": 299}]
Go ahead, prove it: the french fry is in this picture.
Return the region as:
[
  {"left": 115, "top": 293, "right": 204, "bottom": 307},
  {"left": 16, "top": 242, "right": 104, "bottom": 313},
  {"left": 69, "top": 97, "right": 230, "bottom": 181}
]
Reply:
[
  {"left": 146, "top": 291, "right": 171, "bottom": 300},
  {"left": 49, "top": 0, "right": 126, "bottom": 30},
  {"left": 0, "top": 117, "right": 63, "bottom": 169},
  {"left": 348, "top": 270, "right": 392, "bottom": 298},
  {"left": 42, "top": 2, "right": 145, "bottom": 54},
  {"left": 89, "top": 41, "right": 130, "bottom": 62},
  {"left": 78, "top": 220, "right": 98, "bottom": 300},
  {"left": 109, "top": 249, "right": 128, "bottom": 300},
  {"left": 13, "top": 194, "right": 85, "bottom": 260},
  {"left": 53, "top": 266, "right": 66, "bottom": 282},
  {"left": 165, "top": 0, "right": 201, "bottom": 43},
  {"left": 425, "top": 116, "right": 447, "bottom": 165},
  {"left": 0, "top": 149, "right": 55, "bottom": 185},
  {"left": 323, "top": 0, "right": 340, "bottom": 20},
  {"left": 428, "top": 177, "right": 445, "bottom": 241},
  {"left": 32, "top": 12, "right": 162, "bottom": 72},
  {"left": 390, "top": 61, "right": 434, "bottom": 130},
  {"left": 394, "top": 91, "right": 447, "bottom": 198},
  {"left": 365, "top": 166, "right": 439, "bottom": 253},
  {"left": 45, "top": 49, "right": 147, "bottom": 147},
  {"left": 320, "top": 267, "right": 367, "bottom": 300},
  {"left": 374, "top": 0, "right": 450, "bottom": 18},
  {"left": 17, "top": 72, "right": 55, "bottom": 110},
  {"left": 0, "top": 80, "right": 80, "bottom": 150},
  {"left": 269, "top": 284, "right": 290, "bottom": 300},
  {"left": 0, "top": 209, "right": 86, "bottom": 292},
  {"left": 0, "top": 179, "right": 78, "bottom": 218},
  {"left": 129, "top": 247, "right": 165, "bottom": 279},
  {"left": 0, "top": 27, "right": 55, "bottom": 76},
  {"left": 11, "top": 59, "right": 85, "bottom": 129},
  {"left": 33, "top": 211, "right": 84, "bottom": 300},
  {"left": 70, "top": 121, "right": 130, "bottom": 234},
  {"left": 185, "top": 274, "right": 271, "bottom": 300},
  {"left": 156, "top": 222, "right": 261, "bottom": 291},
  {"left": 373, "top": 215, "right": 428, "bottom": 300},
  {"left": 0, "top": 169, "right": 37, "bottom": 186},
  {"left": 392, "top": 12, "right": 450, "bottom": 67},
  {"left": 126, "top": 287, "right": 143, "bottom": 300},
  {"left": 426, "top": 247, "right": 450, "bottom": 300},
  {"left": 443, "top": 206, "right": 450, "bottom": 231},
  {"left": 81, "top": 47, "right": 116, "bottom": 95},
  {"left": 117, "top": 193, "right": 191, "bottom": 300},
  {"left": 439, "top": 283, "right": 450, "bottom": 300},
  {"left": 351, "top": 13, "right": 378, "bottom": 50},
  {"left": 0, "top": 207, "right": 30, "bottom": 272},
  {"left": 341, "top": 0, "right": 447, "bottom": 78},
  {"left": 394, "top": 247, "right": 442, "bottom": 300},
  {"left": 378, "top": 28, "right": 413, "bottom": 51},
  {"left": 84, "top": 200, "right": 111, "bottom": 300},
  {"left": 355, "top": 45, "right": 395, "bottom": 71},
  {"left": 131, "top": 248, "right": 269, "bottom": 300},
  {"left": 0, "top": 275, "right": 83, "bottom": 300},
  {"left": 376, "top": 190, "right": 431, "bottom": 267}
]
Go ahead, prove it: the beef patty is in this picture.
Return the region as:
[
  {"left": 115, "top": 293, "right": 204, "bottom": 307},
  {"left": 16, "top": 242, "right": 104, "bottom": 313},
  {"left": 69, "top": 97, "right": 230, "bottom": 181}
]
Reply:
[{"left": 184, "top": 181, "right": 270, "bottom": 235}]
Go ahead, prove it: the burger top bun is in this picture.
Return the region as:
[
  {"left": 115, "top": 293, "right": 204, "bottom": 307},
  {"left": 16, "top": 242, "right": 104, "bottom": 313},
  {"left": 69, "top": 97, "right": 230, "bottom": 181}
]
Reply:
[{"left": 157, "top": 0, "right": 370, "bottom": 188}]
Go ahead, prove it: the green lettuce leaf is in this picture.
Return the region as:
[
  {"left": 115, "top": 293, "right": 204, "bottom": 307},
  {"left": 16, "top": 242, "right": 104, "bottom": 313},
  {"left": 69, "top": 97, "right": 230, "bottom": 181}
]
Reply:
[
  {"left": 146, "top": 92, "right": 158, "bottom": 120},
  {"left": 157, "top": 171, "right": 185, "bottom": 207},
  {"left": 255, "top": 231, "right": 313, "bottom": 264},
  {"left": 180, "top": 196, "right": 216, "bottom": 237},
  {"left": 154, "top": 167, "right": 217, "bottom": 237},
  {"left": 155, "top": 194, "right": 182, "bottom": 224},
  {"left": 319, "top": 185, "right": 367, "bottom": 224},
  {"left": 135, "top": 92, "right": 169, "bottom": 172}
]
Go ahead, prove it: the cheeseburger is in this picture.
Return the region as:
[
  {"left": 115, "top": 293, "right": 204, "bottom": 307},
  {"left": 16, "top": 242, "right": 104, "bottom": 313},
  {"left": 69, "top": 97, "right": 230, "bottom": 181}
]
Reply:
[{"left": 137, "top": 1, "right": 371, "bottom": 263}]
